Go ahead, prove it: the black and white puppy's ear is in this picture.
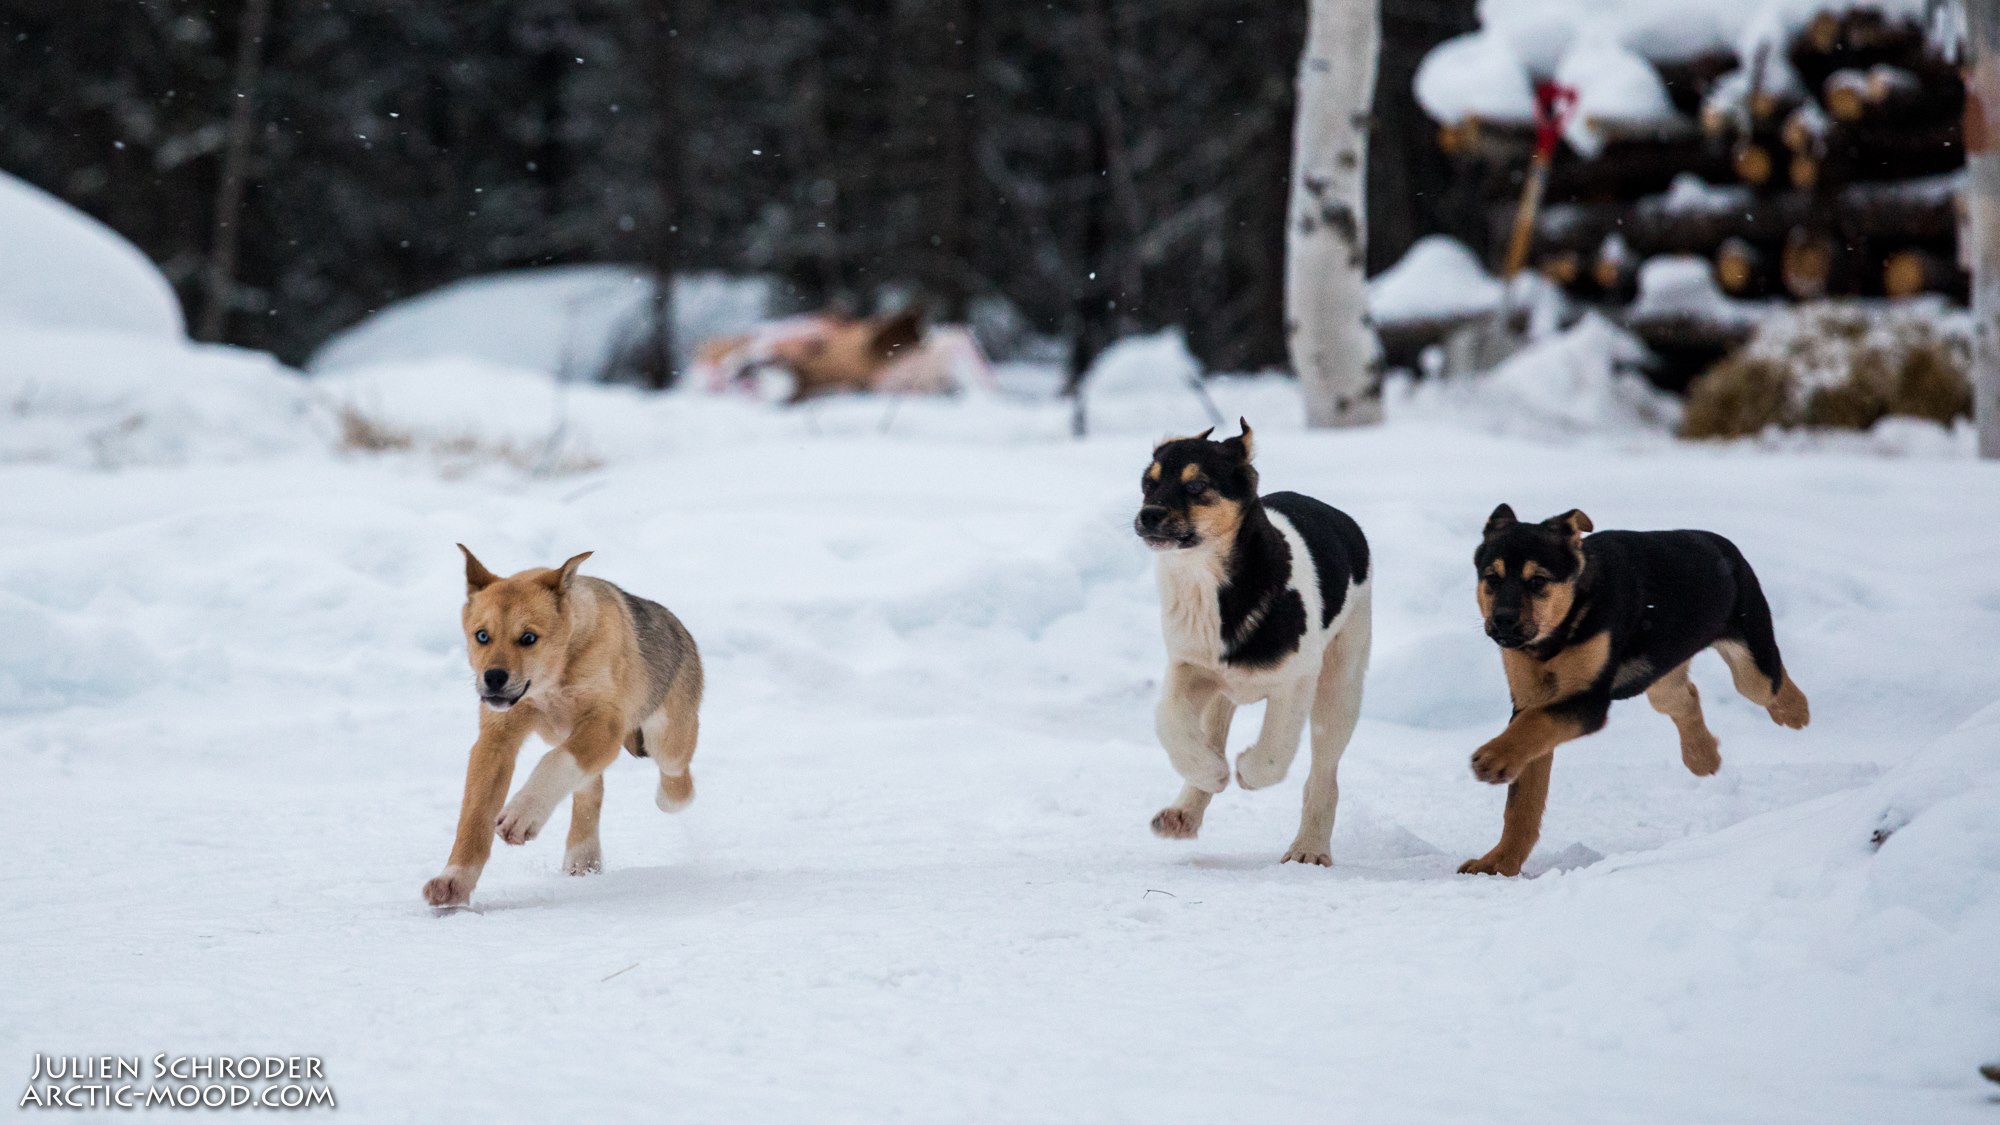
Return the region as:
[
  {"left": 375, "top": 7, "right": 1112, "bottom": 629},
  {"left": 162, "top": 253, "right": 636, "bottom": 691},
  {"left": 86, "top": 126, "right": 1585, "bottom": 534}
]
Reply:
[
  {"left": 459, "top": 544, "right": 500, "bottom": 596},
  {"left": 1152, "top": 427, "right": 1215, "bottom": 453},
  {"left": 1483, "top": 504, "right": 1518, "bottom": 538},
  {"left": 1218, "top": 417, "right": 1255, "bottom": 462},
  {"left": 1543, "top": 509, "right": 1593, "bottom": 543}
]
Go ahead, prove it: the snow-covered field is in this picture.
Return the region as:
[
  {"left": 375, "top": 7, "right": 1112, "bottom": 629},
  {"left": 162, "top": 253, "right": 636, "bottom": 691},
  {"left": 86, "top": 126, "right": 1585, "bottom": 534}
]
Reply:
[{"left": 4, "top": 324, "right": 1998, "bottom": 1122}]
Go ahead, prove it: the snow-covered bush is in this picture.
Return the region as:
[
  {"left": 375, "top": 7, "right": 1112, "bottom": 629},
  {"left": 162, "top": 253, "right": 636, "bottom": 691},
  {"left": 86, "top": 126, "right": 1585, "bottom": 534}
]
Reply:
[{"left": 1681, "top": 301, "right": 1971, "bottom": 438}]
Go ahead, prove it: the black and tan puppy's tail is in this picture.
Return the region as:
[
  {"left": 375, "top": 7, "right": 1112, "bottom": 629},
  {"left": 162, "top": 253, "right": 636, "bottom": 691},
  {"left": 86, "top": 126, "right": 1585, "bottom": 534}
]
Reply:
[{"left": 1708, "top": 535, "right": 1810, "bottom": 730}]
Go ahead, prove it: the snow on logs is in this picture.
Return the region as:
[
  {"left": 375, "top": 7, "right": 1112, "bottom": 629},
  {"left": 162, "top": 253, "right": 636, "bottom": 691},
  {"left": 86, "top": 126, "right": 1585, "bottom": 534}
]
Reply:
[{"left": 1418, "top": 2, "right": 1969, "bottom": 386}]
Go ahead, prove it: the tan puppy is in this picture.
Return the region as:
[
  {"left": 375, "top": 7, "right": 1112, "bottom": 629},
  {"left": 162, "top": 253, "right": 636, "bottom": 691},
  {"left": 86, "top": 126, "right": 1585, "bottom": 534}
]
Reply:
[{"left": 422, "top": 547, "right": 703, "bottom": 909}]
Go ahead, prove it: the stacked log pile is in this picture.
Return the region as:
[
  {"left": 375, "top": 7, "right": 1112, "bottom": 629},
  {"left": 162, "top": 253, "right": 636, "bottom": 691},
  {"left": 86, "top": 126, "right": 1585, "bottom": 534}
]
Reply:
[{"left": 1421, "top": 5, "right": 1967, "bottom": 390}]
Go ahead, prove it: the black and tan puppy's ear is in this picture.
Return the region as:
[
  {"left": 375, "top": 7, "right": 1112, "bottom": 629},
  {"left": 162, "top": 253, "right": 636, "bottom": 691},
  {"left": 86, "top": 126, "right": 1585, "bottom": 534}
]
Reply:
[
  {"left": 539, "top": 550, "right": 594, "bottom": 595},
  {"left": 1483, "top": 504, "right": 1518, "bottom": 537},
  {"left": 458, "top": 544, "right": 500, "bottom": 595},
  {"left": 1543, "top": 509, "right": 1593, "bottom": 542},
  {"left": 1219, "top": 417, "right": 1255, "bottom": 461}
]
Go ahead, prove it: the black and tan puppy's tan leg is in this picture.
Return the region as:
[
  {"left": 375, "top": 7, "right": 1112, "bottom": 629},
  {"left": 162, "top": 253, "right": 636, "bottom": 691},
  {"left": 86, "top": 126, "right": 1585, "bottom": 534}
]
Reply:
[
  {"left": 1713, "top": 640, "right": 1811, "bottom": 730},
  {"left": 1151, "top": 667, "right": 1236, "bottom": 838},
  {"left": 1646, "top": 661, "right": 1721, "bottom": 776},
  {"left": 1458, "top": 754, "right": 1552, "bottom": 877},
  {"left": 1468, "top": 705, "right": 1597, "bottom": 785},
  {"left": 424, "top": 712, "right": 532, "bottom": 907},
  {"left": 495, "top": 709, "right": 624, "bottom": 846}
]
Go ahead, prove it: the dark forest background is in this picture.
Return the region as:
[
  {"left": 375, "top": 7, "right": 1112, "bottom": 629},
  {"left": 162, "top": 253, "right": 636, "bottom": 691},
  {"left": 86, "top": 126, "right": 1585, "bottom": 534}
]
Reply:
[{"left": 0, "top": 0, "right": 1479, "bottom": 378}]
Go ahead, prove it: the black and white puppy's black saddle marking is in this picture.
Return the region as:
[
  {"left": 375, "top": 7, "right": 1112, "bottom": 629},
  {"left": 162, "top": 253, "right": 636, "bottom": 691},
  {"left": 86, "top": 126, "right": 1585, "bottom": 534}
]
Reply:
[{"left": 1134, "top": 420, "right": 1372, "bottom": 867}]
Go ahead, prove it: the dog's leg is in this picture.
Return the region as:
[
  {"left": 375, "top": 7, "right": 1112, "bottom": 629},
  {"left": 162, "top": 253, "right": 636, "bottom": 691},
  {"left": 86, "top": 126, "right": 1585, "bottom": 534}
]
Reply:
[
  {"left": 650, "top": 668, "right": 702, "bottom": 812},
  {"left": 1468, "top": 698, "right": 1602, "bottom": 786},
  {"left": 423, "top": 713, "right": 532, "bottom": 907},
  {"left": 1235, "top": 674, "right": 1314, "bottom": 791},
  {"left": 1155, "top": 662, "right": 1230, "bottom": 793},
  {"left": 496, "top": 710, "right": 623, "bottom": 847},
  {"left": 1284, "top": 597, "right": 1371, "bottom": 866},
  {"left": 1152, "top": 682, "right": 1234, "bottom": 839},
  {"left": 1458, "top": 753, "right": 1553, "bottom": 877},
  {"left": 1714, "top": 641, "right": 1810, "bottom": 730},
  {"left": 1646, "top": 661, "right": 1721, "bottom": 776},
  {"left": 563, "top": 774, "right": 605, "bottom": 875}
]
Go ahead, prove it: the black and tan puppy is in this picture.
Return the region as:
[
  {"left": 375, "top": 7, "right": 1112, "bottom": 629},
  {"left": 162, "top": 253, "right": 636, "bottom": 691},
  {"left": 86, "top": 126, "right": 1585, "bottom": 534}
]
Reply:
[
  {"left": 423, "top": 547, "right": 703, "bottom": 909},
  {"left": 1460, "top": 506, "right": 1809, "bottom": 876}
]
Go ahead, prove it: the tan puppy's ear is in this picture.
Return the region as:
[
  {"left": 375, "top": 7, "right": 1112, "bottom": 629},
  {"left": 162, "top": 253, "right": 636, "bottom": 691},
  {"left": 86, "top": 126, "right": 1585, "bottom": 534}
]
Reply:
[
  {"left": 540, "top": 550, "right": 594, "bottom": 595},
  {"left": 1483, "top": 504, "right": 1518, "bottom": 538},
  {"left": 459, "top": 544, "right": 500, "bottom": 595},
  {"left": 1219, "top": 417, "right": 1254, "bottom": 461},
  {"left": 1543, "top": 509, "right": 1593, "bottom": 541}
]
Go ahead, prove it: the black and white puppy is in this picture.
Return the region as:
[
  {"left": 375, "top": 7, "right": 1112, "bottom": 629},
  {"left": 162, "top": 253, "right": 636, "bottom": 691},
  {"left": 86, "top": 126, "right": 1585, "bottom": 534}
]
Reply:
[{"left": 1134, "top": 421, "right": 1372, "bottom": 866}]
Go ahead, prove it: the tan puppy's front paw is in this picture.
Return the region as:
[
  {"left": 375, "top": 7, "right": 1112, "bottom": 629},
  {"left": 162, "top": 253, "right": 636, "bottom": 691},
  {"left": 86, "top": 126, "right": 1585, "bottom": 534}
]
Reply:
[
  {"left": 563, "top": 843, "right": 602, "bottom": 876},
  {"left": 1457, "top": 851, "right": 1525, "bottom": 877},
  {"left": 494, "top": 802, "right": 545, "bottom": 846},
  {"left": 1150, "top": 807, "right": 1202, "bottom": 839},
  {"left": 1280, "top": 846, "right": 1332, "bottom": 867},
  {"left": 422, "top": 868, "right": 476, "bottom": 907}
]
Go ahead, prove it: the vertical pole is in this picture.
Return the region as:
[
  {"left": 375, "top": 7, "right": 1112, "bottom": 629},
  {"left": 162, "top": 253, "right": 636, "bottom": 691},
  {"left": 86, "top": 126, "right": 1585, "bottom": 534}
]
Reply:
[{"left": 1966, "top": 0, "right": 2000, "bottom": 457}]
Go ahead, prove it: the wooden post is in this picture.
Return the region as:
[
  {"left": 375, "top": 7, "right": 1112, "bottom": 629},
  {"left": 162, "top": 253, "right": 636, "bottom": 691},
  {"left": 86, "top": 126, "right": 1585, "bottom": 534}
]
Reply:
[
  {"left": 1967, "top": 0, "right": 2000, "bottom": 457},
  {"left": 1287, "top": 0, "right": 1383, "bottom": 428}
]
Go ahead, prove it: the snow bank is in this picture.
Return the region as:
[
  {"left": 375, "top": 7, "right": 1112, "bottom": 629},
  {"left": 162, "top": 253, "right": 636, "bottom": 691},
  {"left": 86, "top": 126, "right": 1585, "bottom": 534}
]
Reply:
[
  {"left": 0, "top": 325, "right": 322, "bottom": 468},
  {"left": 1370, "top": 236, "right": 1504, "bottom": 324},
  {"left": 309, "top": 268, "right": 774, "bottom": 382},
  {"left": 0, "top": 171, "right": 183, "bottom": 338},
  {"left": 1414, "top": 31, "right": 1537, "bottom": 123},
  {"left": 1388, "top": 313, "right": 1680, "bottom": 437}
]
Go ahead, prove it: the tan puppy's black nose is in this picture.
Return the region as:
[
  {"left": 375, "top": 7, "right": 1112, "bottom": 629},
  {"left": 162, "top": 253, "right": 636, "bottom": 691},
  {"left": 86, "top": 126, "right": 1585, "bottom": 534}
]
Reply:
[
  {"left": 1137, "top": 506, "right": 1169, "bottom": 530},
  {"left": 483, "top": 668, "right": 510, "bottom": 691}
]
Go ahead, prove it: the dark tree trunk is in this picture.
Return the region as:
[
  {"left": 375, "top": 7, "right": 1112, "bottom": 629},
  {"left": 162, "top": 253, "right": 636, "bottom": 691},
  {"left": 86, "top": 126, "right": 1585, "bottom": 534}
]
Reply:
[
  {"left": 1368, "top": 0, "right": 1479, "bottom": 272},
  {"left": 197, "top": 0, "right": 273, "bottom": 343}
]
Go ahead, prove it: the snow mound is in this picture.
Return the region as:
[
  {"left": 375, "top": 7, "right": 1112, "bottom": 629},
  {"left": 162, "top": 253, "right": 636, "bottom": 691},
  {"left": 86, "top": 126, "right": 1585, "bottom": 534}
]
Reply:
[
  {"left": 314, "top": 356, "right": 667, "bottom": 468},
  {"left": 1629, "top": 254, "right": 1769, "bottom": 334},
  {"left": 1414, "top": 32, "right": 1537, "bottom": 123},
  {"left": 0, "top": 325, "right": 323, "bottom": 468},
  {"left": 1081, "top": 329, "right": 1200, "bottom": 396},
  {"left": 1556, "top": 33, "right": 1681, "bottom": 156},
  {"left": 0, "top": 171, "right": 183, "bottom": 338},
  {"left": 1387, "top": 314, "right": 1680, "bottom": 437},
  {"left": 309, "top": 268, "right": 773, "bottom": 383},
  {"left": 1370, "top": 236, "right": 1503, "bottom": 324}
]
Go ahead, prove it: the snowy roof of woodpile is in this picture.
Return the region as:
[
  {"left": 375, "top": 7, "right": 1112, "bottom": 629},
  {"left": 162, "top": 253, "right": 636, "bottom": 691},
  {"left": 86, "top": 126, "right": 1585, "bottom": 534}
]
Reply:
[{"left": 1416, "top": 0, "right": 1936, "bottom": 139}]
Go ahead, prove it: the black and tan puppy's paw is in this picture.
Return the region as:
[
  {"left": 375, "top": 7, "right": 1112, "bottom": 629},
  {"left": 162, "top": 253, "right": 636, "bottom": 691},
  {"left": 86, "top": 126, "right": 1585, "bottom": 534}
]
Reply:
[
  {"left": 1457, "top": 851, "right": 1526, "bottom": 877},
  {"left": 1468, "top": 740, "right": 1534, "bottom": 785},
  {"left": 1281, "top": 846, "right": 1332, "bottom": 867}
]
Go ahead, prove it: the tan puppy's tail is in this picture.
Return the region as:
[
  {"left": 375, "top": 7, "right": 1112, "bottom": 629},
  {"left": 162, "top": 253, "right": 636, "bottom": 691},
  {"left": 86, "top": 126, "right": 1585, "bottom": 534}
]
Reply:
[{"left": 656, "top": 772, "right": 694, "bottom": 812}]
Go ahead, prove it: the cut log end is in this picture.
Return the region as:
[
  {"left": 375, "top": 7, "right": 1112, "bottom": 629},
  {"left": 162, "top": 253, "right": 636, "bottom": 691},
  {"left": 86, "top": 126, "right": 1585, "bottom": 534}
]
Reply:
[{"left": 1734, "top": 142, "right": 1775, "bottom": 186}]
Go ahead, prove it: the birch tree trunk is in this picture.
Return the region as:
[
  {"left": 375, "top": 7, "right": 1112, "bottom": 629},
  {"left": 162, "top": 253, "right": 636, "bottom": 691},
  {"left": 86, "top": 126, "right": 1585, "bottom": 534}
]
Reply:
[
  {"left": 1287, "top": 0, "right": 1384, "bottom": 428},
  {"left": 1966, "top": 0, "right": 2000, "bottom": 458}
]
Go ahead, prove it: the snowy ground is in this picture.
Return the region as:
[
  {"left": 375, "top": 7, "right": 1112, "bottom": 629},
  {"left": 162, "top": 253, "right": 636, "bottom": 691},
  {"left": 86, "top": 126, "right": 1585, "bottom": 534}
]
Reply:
[{"left": 3, "top": 344, "right": 1999, "bottom": 1122}]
